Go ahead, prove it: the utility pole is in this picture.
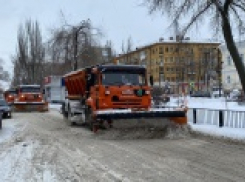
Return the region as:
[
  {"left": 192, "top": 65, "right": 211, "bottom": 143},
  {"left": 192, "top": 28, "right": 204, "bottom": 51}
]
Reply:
[
  {"left": 204, "top": 51, "right": 209, "bottom": 92},
  {"left": 217, "top": 49, "right": 223, "bottom": 97}
]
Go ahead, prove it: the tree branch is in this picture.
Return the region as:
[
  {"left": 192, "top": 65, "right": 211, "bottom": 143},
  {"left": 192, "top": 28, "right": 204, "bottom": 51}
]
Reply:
[
  {"left": 232, "top": 2, "right": 245, "bottom": 12},
  {"left": 182, "top": 2, "right": 213, "bottom": 36}
]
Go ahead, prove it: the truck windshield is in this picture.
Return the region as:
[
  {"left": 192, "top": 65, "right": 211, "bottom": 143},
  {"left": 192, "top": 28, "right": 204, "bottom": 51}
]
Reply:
[
  {"left": 102, "top": 72, "right": 146, "bottom": 86},
  {"left": 8, "top": 91, "right": 16, "bottom": 95},
  {"left": 20, "top": 87, "right": 40, "bottom": 93}
]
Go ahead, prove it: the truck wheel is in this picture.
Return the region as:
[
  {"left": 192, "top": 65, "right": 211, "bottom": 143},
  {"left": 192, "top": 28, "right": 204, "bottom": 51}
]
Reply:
[
  {"left": 67, "top": 106, "right": 75, "bottom": 126},
  {"left": 85, "top": 108, "right": 94, "bottom": 131}
]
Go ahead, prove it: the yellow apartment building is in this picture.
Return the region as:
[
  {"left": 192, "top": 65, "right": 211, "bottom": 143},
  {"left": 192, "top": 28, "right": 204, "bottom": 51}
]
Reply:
[{"left": 114, "top": 37, "right": 221, "bottom": 94}]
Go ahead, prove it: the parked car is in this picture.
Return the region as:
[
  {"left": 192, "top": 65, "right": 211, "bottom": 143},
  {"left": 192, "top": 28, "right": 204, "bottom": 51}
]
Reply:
[
  {"left": 190, "top": 91, "right": 211, "bottom": 98},
  {"left": 0, "top": 99, "right": 12, "bottom": 118}
]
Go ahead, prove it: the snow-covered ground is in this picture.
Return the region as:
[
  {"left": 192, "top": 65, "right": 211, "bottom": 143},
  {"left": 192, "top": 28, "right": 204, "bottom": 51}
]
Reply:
[
  {"left": 48, "top": 103, "right": 62, "bottom": 111},
  {"left": 0, "top": 118, "right": 21, "bottom": 143},
  {"left": 0, "top": 100, "right": 245, "bottom": 181},
  {"left": 167, "top": 97, "right": 245, "bottom": 141}
]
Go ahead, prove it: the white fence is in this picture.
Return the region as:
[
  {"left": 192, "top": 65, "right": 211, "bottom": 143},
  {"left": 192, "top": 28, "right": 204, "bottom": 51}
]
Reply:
[{"left": 187, "top": 109, "right": 245, "bottom": 128}]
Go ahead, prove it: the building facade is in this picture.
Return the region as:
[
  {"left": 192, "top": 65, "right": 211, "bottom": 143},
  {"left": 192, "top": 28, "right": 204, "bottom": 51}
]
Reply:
[
  {"left": 220, "top": 40, "right": 245, "bottom": 91},
  {"left": 114, "top": 37, "right": 221, "bottom": 94}
]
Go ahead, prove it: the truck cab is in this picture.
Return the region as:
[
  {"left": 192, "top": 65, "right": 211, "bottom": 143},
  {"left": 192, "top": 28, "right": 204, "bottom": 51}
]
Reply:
[{"left": 87, "top": 65, "right": 151, "bottom": 110}]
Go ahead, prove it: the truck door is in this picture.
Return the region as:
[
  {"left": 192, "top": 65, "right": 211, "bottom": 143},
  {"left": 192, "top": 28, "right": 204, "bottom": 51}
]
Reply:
[{"left": 89, "top": 73, "right": 99, "bottom": 109}]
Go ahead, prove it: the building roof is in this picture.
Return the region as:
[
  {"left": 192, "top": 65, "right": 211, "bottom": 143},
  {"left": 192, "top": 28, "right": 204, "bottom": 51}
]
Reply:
[{"left": 115, "top": 39, "right": 221, "bottom": 59}]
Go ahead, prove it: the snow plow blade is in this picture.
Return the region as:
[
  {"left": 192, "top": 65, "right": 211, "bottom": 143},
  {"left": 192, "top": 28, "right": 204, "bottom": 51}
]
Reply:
[
  {"left": 14, "top": 102, "right": 49, "bottom": 112},
  {"left": 95, "top": 108, "right": 187, "bottom": 125}
]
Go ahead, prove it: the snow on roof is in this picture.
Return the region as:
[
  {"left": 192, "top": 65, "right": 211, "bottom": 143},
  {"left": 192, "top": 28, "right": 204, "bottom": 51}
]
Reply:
[
  {"left": 137, "top": 39, "right": 220, "bottom": 49},
  {"left": 63, "top": 68, "right": 85, "bottom": 78},
  {"left": 116, "top": 39, "right": 221, "bottom": 57},
  {"left": 19, "top": 84, "right": 40, "bottom": 87}
]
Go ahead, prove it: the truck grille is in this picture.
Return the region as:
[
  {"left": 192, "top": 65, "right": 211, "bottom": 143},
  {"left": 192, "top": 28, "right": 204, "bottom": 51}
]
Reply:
[
  {"left": 112, "top": 99, "right": 142, "bottom": 106},
  {"left": 112, "top": 102, "right": 141, "bottom": 106}
]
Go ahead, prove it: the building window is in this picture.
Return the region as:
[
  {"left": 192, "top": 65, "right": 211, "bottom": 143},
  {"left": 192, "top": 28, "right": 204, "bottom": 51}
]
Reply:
[
  {"left": 227, "top": 56, "right": 231, "bottom": 65},
  {"left": 159, "top": 47, "right": 163, "bottom": 54},
  {"left": 165, "top": 47, "right": 169, "bottom": 52},
  {"left": 227, "top": 75, "right": 231, "bottom": 84}
]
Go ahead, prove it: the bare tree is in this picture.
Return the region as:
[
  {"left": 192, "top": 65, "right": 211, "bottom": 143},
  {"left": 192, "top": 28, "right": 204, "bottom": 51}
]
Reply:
[
  {"left": 145, "top": 0, "right": 245, "bottom": 92},
  {"left": 12, "top": 20, "right": 45, "bottom": 86},
  {"left": 47, "top": 19, "right": 105, "bottom": 73},
  {"left": 0, "top": 58, "right": 10, "bottom": 84}
]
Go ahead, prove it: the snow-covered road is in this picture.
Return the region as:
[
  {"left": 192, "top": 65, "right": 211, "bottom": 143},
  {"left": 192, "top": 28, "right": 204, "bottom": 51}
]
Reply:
[{"left": 1, "top": 110, "right": 245, "bottom": 181}]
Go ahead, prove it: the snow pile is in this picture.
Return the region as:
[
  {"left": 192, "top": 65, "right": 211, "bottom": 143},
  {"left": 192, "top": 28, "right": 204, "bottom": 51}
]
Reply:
[
  {"left": 49, "top": 103, "right": 62, "bottom": 111},
  {"left": 95, "top": 118, "right": 191, "bottom": 140},
  {"left": 0, "top": 139, "right": 58, "bottom": 182},
  {"left": 190, "top": 123, "right": 245, "bottom": 142},
  {"left": 168, "top": 96, "right": 245, "bottom": 111}
]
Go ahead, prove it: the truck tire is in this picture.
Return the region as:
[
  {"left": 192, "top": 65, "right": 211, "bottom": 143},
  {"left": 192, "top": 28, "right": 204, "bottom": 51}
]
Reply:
[
  {"left": 85, "top": 107, "right": 93, "bottom": 131},
  {"left": 61, "top": 103, "right": 68, "bottom": 117},
  {"left": 66, "top": 106, "right": 76, "bottom": 126}
]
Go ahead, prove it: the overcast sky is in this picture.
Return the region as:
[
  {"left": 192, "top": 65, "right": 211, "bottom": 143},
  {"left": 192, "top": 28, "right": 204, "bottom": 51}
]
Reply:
[{"left": 0, "top": 0, "right": 213, "bottom": 74}]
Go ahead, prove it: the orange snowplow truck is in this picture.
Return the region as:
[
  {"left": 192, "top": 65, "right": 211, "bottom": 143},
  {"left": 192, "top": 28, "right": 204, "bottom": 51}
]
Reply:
[
  {"left": 62, "top": 65, "right": 187, "bottom": 132},
  {"left": 13, "top": 85, "right": 48, "bottom": 112},
  {"left": 4, "top": 88, "right": 17, "bottom": 105}
]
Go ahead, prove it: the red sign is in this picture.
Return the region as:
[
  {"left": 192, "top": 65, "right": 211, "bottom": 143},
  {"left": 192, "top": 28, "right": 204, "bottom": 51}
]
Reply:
[{"left": 44, "top": 76, "right": 51, "bottom": 84}]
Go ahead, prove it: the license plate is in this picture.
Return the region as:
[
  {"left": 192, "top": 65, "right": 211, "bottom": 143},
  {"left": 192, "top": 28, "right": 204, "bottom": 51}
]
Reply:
[{"left": 28, "top": 95, "right": 34, "bottom": 99}]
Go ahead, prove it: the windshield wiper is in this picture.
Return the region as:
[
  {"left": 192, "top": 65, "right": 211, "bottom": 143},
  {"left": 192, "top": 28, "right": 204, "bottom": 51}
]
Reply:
[{"left": 106, "top": 81, "right": 124, "bottom": 86}]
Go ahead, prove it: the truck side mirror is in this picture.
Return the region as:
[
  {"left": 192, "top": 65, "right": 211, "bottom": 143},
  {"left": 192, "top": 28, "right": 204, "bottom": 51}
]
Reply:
[{"left": 150, "top": 75, "right": 153, "bottom": 86}]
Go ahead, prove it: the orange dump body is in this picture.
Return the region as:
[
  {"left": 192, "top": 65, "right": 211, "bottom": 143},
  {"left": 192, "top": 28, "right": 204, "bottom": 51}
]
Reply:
[{"left": 13, "top": 85, "right": 48, "bottom": 112}]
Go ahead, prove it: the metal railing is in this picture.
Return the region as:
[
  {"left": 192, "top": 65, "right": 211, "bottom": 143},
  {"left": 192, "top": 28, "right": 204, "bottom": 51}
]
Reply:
[
  {"left": 188, "top": 108, "right": 245, "bottom": 128},
  {"left": 152, "top": 104, "right": 245, "bottom": 128}
]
